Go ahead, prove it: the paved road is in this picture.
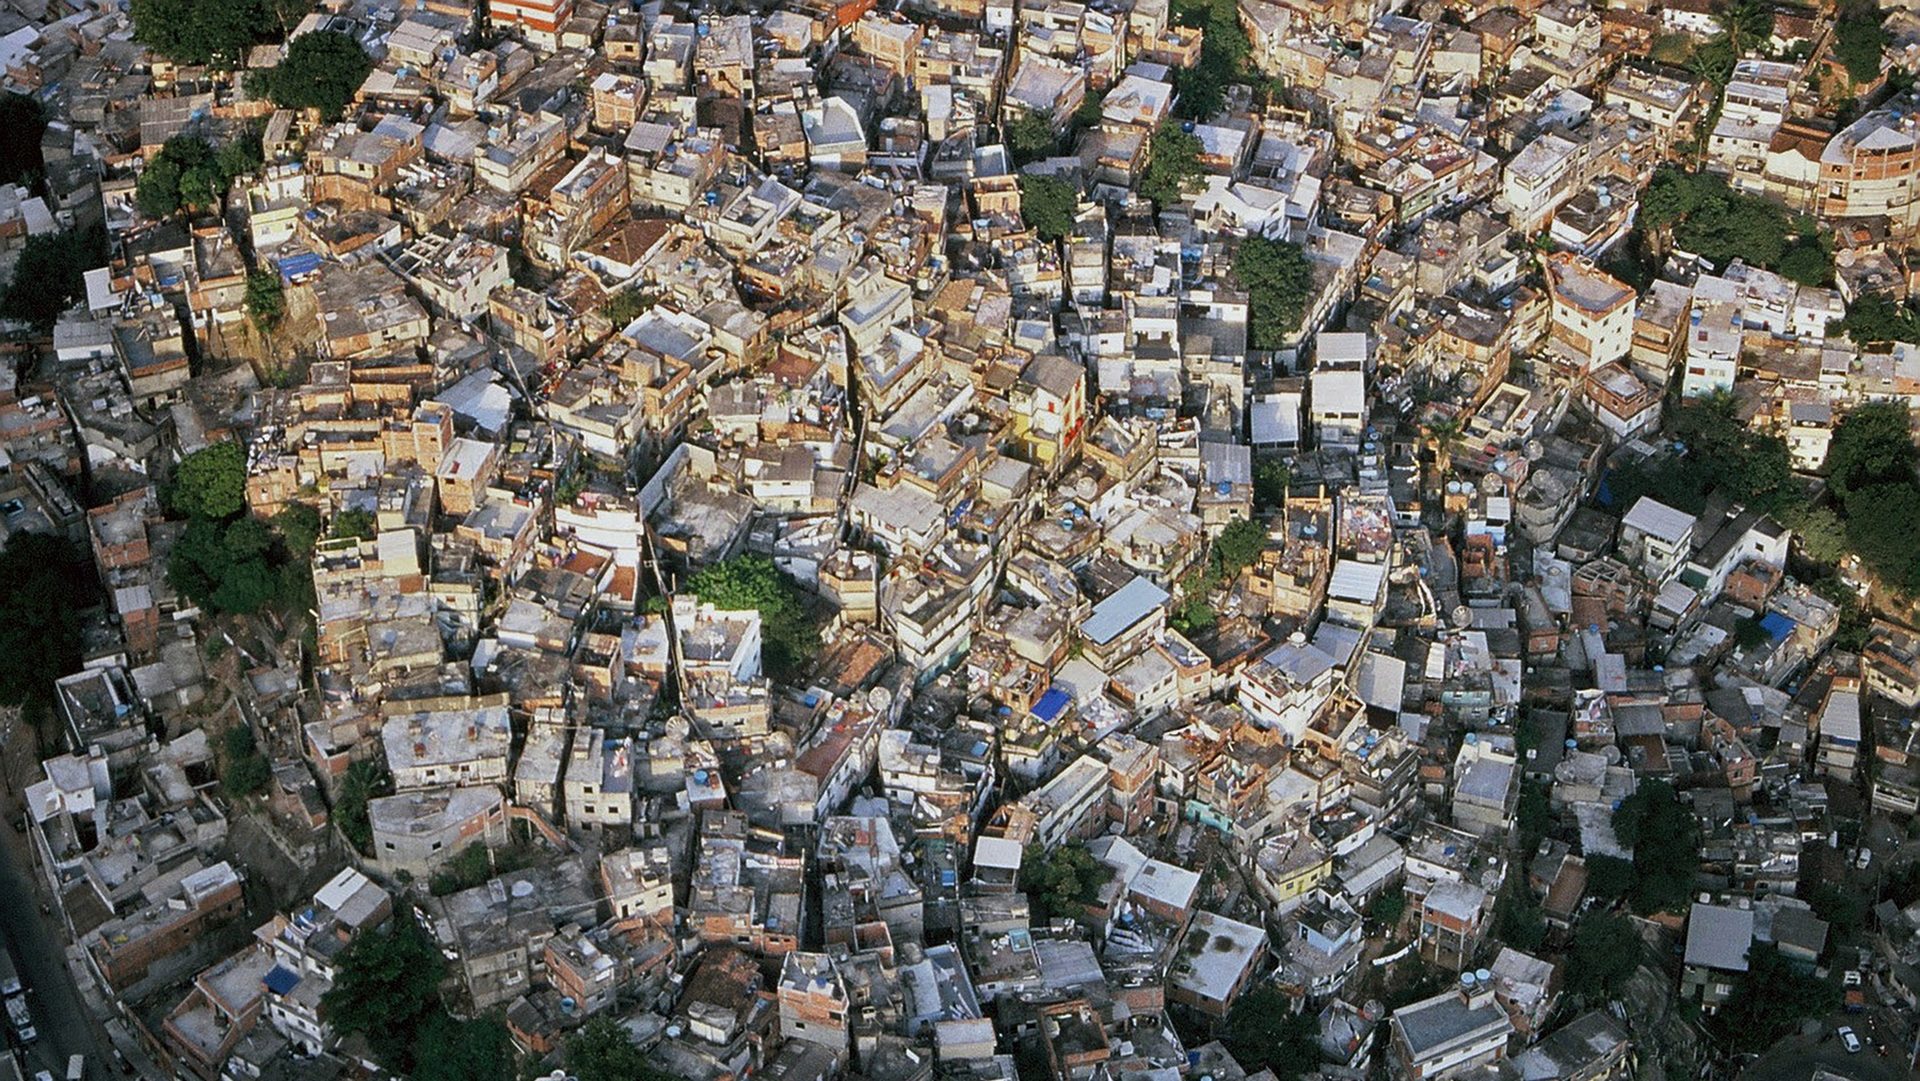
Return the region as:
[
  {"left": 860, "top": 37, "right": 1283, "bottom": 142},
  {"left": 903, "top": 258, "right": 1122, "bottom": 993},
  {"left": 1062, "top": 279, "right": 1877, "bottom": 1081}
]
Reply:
[{"left": 0, "top": 823, "right": 111, "bottom": 1080}]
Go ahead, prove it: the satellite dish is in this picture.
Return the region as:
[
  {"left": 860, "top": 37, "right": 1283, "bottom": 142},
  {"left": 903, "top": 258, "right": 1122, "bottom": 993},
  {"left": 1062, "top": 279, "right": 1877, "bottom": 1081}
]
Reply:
[
  {"left": 1452, "top": 606, "right": 1473, "bottom": 628},
  {"left": 510, "top": 880, "right": 535, "bottom": 898}
]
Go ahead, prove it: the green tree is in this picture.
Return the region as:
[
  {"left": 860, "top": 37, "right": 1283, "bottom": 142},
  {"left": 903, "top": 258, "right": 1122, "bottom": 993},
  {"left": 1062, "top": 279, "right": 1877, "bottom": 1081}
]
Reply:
[
  {"left": 223, "top": 752, "right": 271, "bottom": 797},
  {"left": 1018, "top": 174, "right": 1078, "bottom": 241},
  {"left": 171, "top": 441, "right": 249, "bottom": 520},
  {"left": 1825, "top": 402, "right": 1915, "bottom": 502},
  {"left": 245, "top": 270, "right": 285, "bottom": 332},
  {"left": 335, "top": 759, "right": 388, "bottom": 854},
  {"left": 1718, "top": 944, "right": 1836, "bottom": 1052},
  {"left": 1497, "top": 883, "right": 1548, "bottom": 952},
  {"left": 1834, "top": 9, "right": 1891, "bottom": 84},
  {"left": 1830, "top": 294, "right": 1920, "bottom": 346},
  {"left": 254, "top": 31, "right": 373, "bottom": 121},
  {"left": 1005, "top": 109, "right": 1059, "bottom": 166},
  {"left": 412, "top": 1013, "right": 515, "bottom": 1081},
  {"left": 274, "top": 503, "right": 323, "bottom": 558},
  {"left": 1563, "top": 912, "right": 1642, "bottom": 1002},
  {"left": 0, "top": 92, "right": 47, "bottom": 187},
  {"left": 1212, "top": 518, "right": 1267, "bottom": 578},
  {"left": 1611, "top": 780, "right": 1700, "bottom": 914},
  {"left": 685, "top": 554, "right": 818, "bottom": 681},
  {"left": 1843, "top": 483, "right": 1920, "bottom": 593},
  {"left": 1715, "top": 0, "right": 1772, "bottom": 54},
  {"left": 1517, "top": 781, "right": 1551, "bottom": 854},
  {"left": 1253, "top": 458, "right": 1289, "bottom": 509},
  {"left": 1584, "top": 854, "right": 1635, "bottom": 903},
  {"left": 0, "top": 533, "right": 88, "bottom": 707},
  {"left": 329, "top": 507, "right": 378, "bottom": 541},
  {"left": 1222, "top": 986, "right": 1321, "bottom": 1081},
  {"left": 322, "top": 912, "right": 447, "bottom": 1069},
  {"left": 1170, "top": 0, "right": 1251, "bottom": 121},
  {"left": 1140, "top": 120, "right": 1204, "bottom": 207},
  {"left": 1235, "top": 236, "right": 1314, "bottom": 350},
  {"left": 1787, "top": 505, "right": 1849, "bottom": 566},
  {"left": 567, "top": 1016, "right": 680, "bottom": 1081},
  {"left": 131, "top": 0, "right": 260, "bottom": 66},
  {"left": 1018, "top": 842, "right": 1113, "bottom": 922},
  {"left": 136, "top": 135, "right": 255, "bottom": 219},
  {"left": 0, "top": 226, "right": 104, "bottom": 330}
]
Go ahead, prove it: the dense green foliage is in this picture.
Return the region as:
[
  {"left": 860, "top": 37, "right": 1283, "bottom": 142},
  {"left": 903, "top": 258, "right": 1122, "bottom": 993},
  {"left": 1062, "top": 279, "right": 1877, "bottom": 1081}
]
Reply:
[
  {"left": 325, "top": 912, "right": 509, "bottom": 1077},
  {"left": 1639, "top": 169, "right": 1830, "bottom": 283},
  {"left": 1006, "top": 109, "right": 1058, "bottom": 166},
  {"left": 412, "top": 1013, "right": 515, "bottom": 1081},
  {"left": 1170, "top": 0, "right": 1250, "bottom": 121},
  {"left": 1235, "top": 237, "right": 1314, "bottom": 350},
  {"left": 274, "top": 504, "right": 322, "bottom": 559},
  {"left": 0, "top": 533, "right": 88, "bottom": 708},
  {"left": 245, "top": 270, "right": 285, "bottom": 332},
  {"left": 428, "top": 842, "right": 537, "bottom": 897},
  {"left": 221, "top": 725, "right": 271, "bottom": 798},
  {"left": 1831, "top": 295, "right": 1920, "bottom": 346},
  {"left": 171, "top": 442, "right": 249, "bottom": 520},
  {"left": 253, "top": 32, "right": 373, "bottom": 120},
  {"left": 567, "top": 1016, "right": 683, "bottom": 1081},
  {"left": 1140, "top": 121, "right": 1204, "bottom": 207},
  {"left": 0, "top": 92, "right": 47, "bottom": 187},
  {"left": 1606, "top": 395, "right": 1799, "bottom": 518},
  {"left": 137, "top": 134, "right": 261, "bottom": 219},
  {"left": 0, "top": 226, "right": 105, "bottom": 330},
  {"left": 1820, "top": 404, "right": 1920, "bottom": 594},
  {"left": 1253, "top": 458, "right": 1289, "bottom": 510},
  {"left": 1222, "top": 986, "right": 1321, "bottom": 1081},
  {"left": 1019, "top": 842, "right": 1113, "bottom": 922},
  {"left": 1563, "top": 912, "right": 1642, "bottom": 1002},
  {"left": 130, "top": 0, "right": 307, "bottom": 65},
  {"left": 335, "top": 759, "right": 388, "bottom": 854},
  {"left": 1834, "top": 7, "right": 1891, "bottom": 84},
  {"left": 1719, "top": 944, "right": 1836, "bottom": 1052},
  {"left": 1019, "top": 174, "right": 1078, "bottom": 241},
  {"left": 1610, "top": 779, "right": 1701, "bottom": 914},
  {"left": 1584, "top": 854, "right": 1635, "bottom": 904},
  {"left": 1171, "top": 519, "right": 1270, "bottom": 635},
  {"left": 685, "top": 554, "right": 818, "bottom": 681},
  {"left": 329, "top": 507, "right": 378, "bottom": 541},
  {"left": 1496, "top": 880, "right": 1547, "bottom": 952}
]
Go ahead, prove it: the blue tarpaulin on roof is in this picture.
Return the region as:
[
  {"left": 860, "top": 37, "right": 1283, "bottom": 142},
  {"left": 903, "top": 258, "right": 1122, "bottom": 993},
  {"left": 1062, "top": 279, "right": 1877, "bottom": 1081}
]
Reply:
[
  {"left": 276, "top": 251, "right": 322, "bottom": 282},
  {"left": 1031, "top": 688, "right": 1071, "bottom": 723},
  {"left": 264, "top": 965, "right": 302, "bottom": 996},
  {"left": 1759, "top": 612, "right": 1795, "bottom": 642}
]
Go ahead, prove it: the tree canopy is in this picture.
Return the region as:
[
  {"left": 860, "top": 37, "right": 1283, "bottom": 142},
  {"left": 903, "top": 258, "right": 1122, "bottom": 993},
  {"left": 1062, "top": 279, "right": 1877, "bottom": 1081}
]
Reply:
[
  {"left": 1831, "top": 294, "right": 1920, "bottom": 346},
  {"left": 1718, "top": 944, "right": 1836, "bottom": 1052},
  {"left": 567, "top": 1016, "right": 682, "bottom": 1081},
  {"left": 0, "top": 226, "right": 105, "bottom": 330},
  {"left": 170, "top": 442, "right": 250, "bottom": 520},
  {"left": 131, "top": 0, "right": 308, "bottom": 66},
  {"left": 1019, "top": 174, "right": 1078, "bottom": 241},
  {"left": 1006, "top": 109, "right": 1059, "bottom": 166},
  {"left": 1605, "top": 394, "right": 1799, "bottom": 519},
  {"left": 1140, "top": 121, "right": 1204, "bottom": 208},
  {"left": 1222, "top": 986, "right": 1321, "bottom": 1081},
  {"left": 0, "top": 532, "right": 89, "bottom": 708},
  {"left": 322, "top": 912, "right": 448, "bottom": 1069},
  {"left": 246, "top": 270, "right": 285, "bottom": 332},
  {"left": 1819, "top": 403, "right": 1920, "bottom": 594},
  {"left": 685, "top": 554, "right": 818, "bottom": 681},
  {"left": 1169, "top": 0, "right": 1251, "bottom": 121},
  {"left": 221, "top": 725, "right": 271, "bottom": 798},
  {"left": 137, "top": 134, "right": 262, "bottom": 220},
  {"left": 0, "top": 92, "right": 47, "bottom": 187},
  {"left": 1235, "top": 237, "right": 1315, "bottom": 350},
  {"left": 1639, "top": 168, "right": 1830, "bottom": 284},
  {"left": 253, "top": 31, "right": 373, "bottom": 121},
  {"left": 335, "top": 759, "right": 388, "bottom": 854},
  {"left": 1563, "top": 912, "right": 1642, "bottom": 1002},
  {"left": 1834, "top": 8, "right": 1891, "bottom": 84},
  {"left": 1019, "top": 842, "right": 1113, "bottom": 922},
  {"left": 1610, "top": 779, "right": 1701, "bottom": 914}
]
